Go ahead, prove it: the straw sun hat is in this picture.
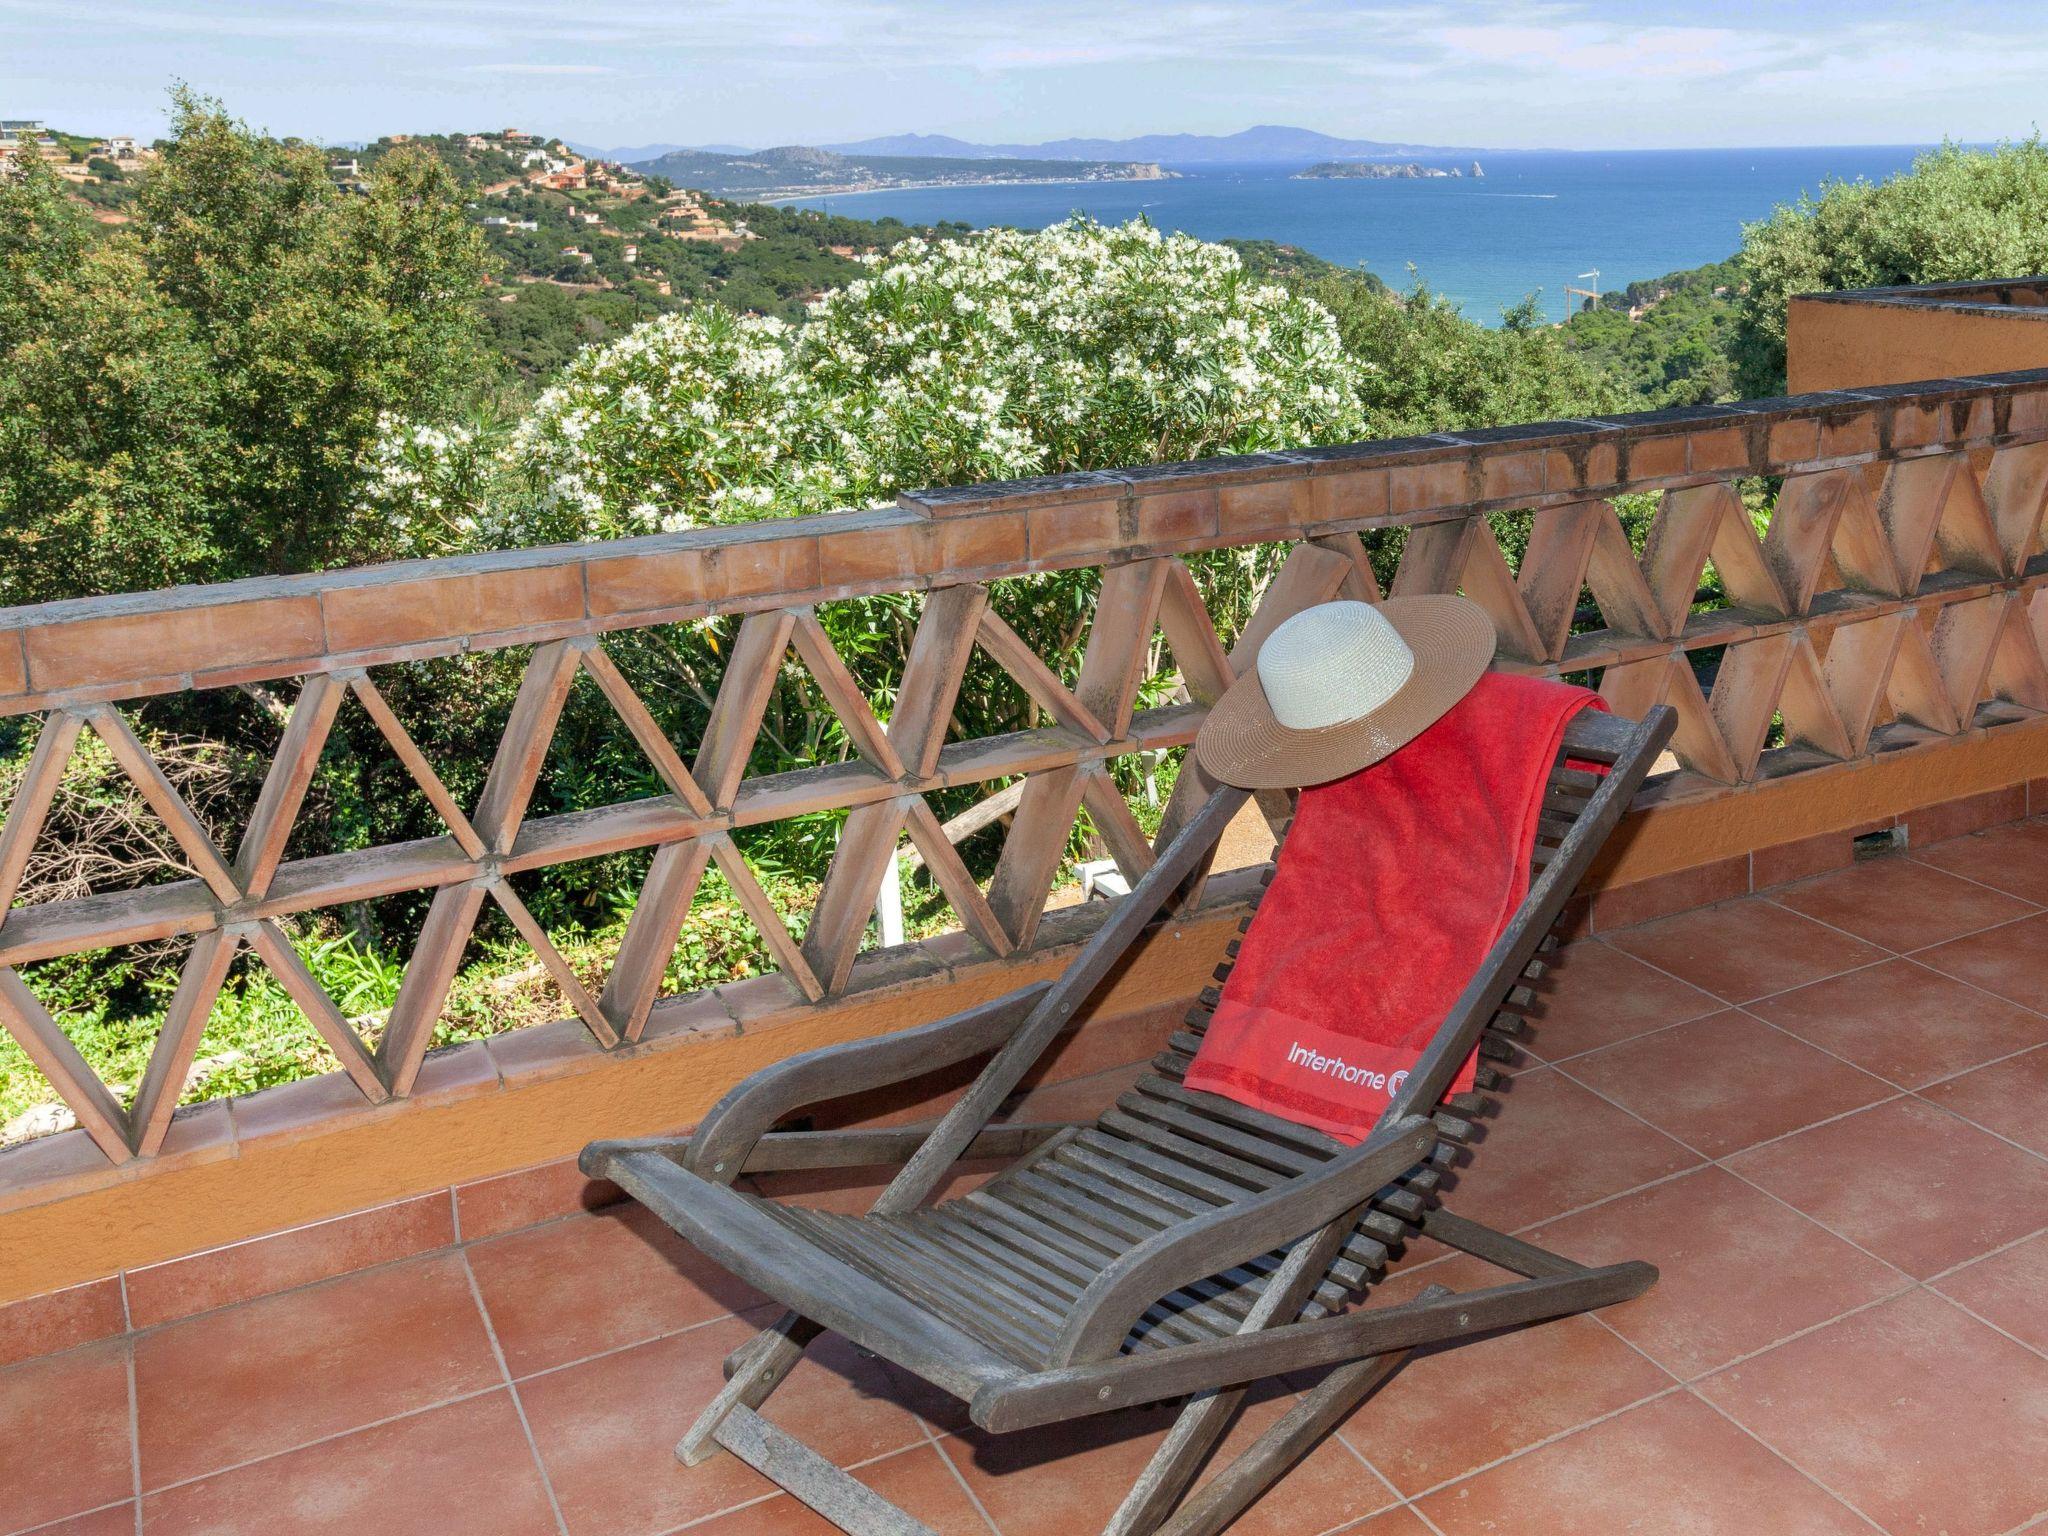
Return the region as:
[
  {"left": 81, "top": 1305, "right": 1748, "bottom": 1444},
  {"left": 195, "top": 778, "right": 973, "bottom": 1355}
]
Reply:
[{"left": 1194, "top": 597, "right": 1495, "bottom": 790}]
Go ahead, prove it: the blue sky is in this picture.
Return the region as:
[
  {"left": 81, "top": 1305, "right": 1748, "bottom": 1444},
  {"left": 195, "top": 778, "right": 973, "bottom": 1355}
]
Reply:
[{"left": 5, "top": 0, "right": 2036, "bottom": 151}]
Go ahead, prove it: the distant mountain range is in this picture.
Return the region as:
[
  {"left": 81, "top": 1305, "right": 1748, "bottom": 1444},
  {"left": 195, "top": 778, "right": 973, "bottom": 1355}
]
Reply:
[
  {"left": 569, "top": 140, "right": 751, "bottom": 162},
  {"left": 821, "top": 126, "right": 1482, "bottom": 163},
  {"left": 589, "top": 126, "right": 1483, "bottom": 168}
]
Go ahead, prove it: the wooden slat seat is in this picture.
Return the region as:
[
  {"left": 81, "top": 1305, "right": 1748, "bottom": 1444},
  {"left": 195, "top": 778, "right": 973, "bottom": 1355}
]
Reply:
[
  {"left": 690, "top": 717, "right": 1609, "bottom": 1374},
  {"left": 717, "top": 942, "right": 1526, "bottom": 1370},
  {"left": 585, "top": 702, "right": 1675, "bottom": 1535}
]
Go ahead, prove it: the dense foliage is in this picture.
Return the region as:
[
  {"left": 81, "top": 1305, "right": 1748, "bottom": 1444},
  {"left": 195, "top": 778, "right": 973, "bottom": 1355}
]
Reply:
[
  {"left": 1562, "top": 261, "right": 1744, "bottom": 408},
  {"left": 1306, "top": 279, "right": 1624, "bottom": 434},
  {"left": 0, "top": 92, "right": 490, "bottom": 601}
]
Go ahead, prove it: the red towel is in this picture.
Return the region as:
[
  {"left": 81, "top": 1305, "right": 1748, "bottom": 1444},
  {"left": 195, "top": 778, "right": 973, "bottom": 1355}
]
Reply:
[{"left": 1184, "top": 672, "right": 1604, "bottom": 1144}]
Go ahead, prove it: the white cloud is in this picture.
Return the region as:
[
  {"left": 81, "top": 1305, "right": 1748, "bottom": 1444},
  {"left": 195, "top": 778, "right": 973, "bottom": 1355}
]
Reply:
[{"left": 1434, "top": 22, "right": 1789, "bottom": 81}]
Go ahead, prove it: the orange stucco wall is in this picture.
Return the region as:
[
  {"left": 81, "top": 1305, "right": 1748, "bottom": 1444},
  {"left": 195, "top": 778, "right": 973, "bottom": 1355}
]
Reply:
[{"left": 1788, "top": 295, "right": 2048, "bottom": 393}]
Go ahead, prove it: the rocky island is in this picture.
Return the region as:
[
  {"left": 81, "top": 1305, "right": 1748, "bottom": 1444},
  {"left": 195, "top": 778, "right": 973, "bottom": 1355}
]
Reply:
[{"left": 1293, "top": 160, "right": 1480, "bottom": 180}]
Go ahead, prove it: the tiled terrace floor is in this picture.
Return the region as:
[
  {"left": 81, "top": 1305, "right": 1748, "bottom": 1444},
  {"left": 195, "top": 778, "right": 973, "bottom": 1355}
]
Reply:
[{"left": 8, "top": 819, "right": 2048, "bottom": 1535}]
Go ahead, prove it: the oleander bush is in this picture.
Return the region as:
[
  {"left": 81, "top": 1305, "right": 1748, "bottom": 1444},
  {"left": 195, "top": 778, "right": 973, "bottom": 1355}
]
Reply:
[{"left": 367, "top": 215, "right": 1368, "bottom": 542}]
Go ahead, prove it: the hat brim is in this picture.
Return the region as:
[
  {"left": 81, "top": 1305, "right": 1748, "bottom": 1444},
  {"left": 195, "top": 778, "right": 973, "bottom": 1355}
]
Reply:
[{"left": 1193, "top": 596, "right": 1497, "bottom": 790}]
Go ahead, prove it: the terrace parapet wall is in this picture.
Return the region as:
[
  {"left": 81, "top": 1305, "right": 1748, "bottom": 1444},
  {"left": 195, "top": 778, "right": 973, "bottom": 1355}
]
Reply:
[
  {"left": 4, "top": 322, "right": 2048, "bottom": 1303},
  {"left": 1788, "top": 276, "right": 2048, "bottom": 393}
]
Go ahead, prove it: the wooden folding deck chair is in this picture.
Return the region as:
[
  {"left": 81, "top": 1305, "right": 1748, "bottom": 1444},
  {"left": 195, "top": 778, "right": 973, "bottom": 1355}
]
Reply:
[{"left": 583, "top": 701, "right": 1677, "bottom": 1536}]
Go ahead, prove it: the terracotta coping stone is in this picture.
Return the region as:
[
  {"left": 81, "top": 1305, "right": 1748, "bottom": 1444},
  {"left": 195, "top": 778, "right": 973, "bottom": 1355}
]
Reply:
[
  {"left": 5, "top": 371, "right": 2048, "bottom": 713},
  {"left": 1797, "top": 276, "right": 2048, "bottom": 317}
]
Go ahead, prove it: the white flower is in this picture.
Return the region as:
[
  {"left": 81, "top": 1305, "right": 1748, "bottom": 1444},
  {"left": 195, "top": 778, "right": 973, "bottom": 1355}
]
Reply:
[{"left": 389, "top": 217, "right": 1366, "bottom": 547}]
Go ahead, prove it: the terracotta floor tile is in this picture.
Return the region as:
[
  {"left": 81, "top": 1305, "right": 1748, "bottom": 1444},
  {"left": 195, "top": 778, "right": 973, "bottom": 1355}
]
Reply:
[
  {"left": 1748, "top": 958, "right": 2048, "bottom": 1088},
  {"left": 1430, "top": 1066, "right": 1700, "bottom": 1232},
  {"left": 1528, "top": 1166, "right": 1907, "bottom": 1378},
  {"left": 0, "top": 1276, "right": 125, "bottom": 1371},
  {"left": 677, "top": 1444, "right": 994, "bottom": 1535},
  {"left": 1338, "top": 1302, "right": 1672, "bottom": 1497},
  {"left": 466, "top": 1202, "right": 764, "bottom": 1377},
  {"left": 1564, "top": 1010, "right": 1894, "bottom": 1157},
  {"left": 1934, "top": 1231, "right": 2048, "bottom": 1354},
  {"left": 518, "top": 1315, "right": 926, "bottom": 1536},
  {"left": 1919, "top": 1043, "right": 2048, "bottom": 1154},
  {"left": 1523, "top": 940, "right": 1718, "bottom": 1062},
  {"left": 133, "top": 1251, "right": 499, "bottom": 1490},
  {"left": 1697, "top": 1290, "right": 2048, "bottom": 1536},
  {"left": 1768, "top": 855, "right": 2037, "bottom": 952},
  {"left": 140, "top": 1391, "right": 557, "bottom": 1536},
  {"left": 1911, "top": 818, "right": 2048, "bottom": 905},
  {"left": 0, "top": 1341, "right": 133, "bottom": 1533},
  {"left": 124, "top": 1191, "right": 455, "bottom": 1330},
  {"left": 1413, "top": 1392, "right": 1870, "bottom": 1535},
  {"left": 454, "top": 1156, "right": 622, "bottom": 1243},
  {"left": 1604, "top": 899, "right": 1885, "bottom": 1004},
  {"left": 1916, "top": 910, "right": 2048, "bottom": 1012},
  {"left": 1725, "top": 1097, "right": 2048, "bottom": 1278},
  {"left": 35, "top": 1504, "right": 139, "bottom": 1536}
]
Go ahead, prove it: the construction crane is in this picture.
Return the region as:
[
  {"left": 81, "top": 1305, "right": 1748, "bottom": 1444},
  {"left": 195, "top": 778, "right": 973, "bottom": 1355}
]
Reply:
[{"left": 1563, "top": 269, "right": 1601, "bottom": 319}]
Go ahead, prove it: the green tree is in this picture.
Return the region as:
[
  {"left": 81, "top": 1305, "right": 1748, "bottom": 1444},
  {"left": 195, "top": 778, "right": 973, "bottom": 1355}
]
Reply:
[
  {"left": 0, "top": 160, "right": 225, "bottom": 602},
  {"left": 1300, "top": 276, "right": 1624, "bottom": 435},
  {"left": 0, "top": 156, "right": 90, "bottom": 349},
  {"left": 1, "top": 93, "right": 494, "bottom": 600},
  {"left": 131, "top": 90, "right": 492, "bottom": 574},
  {"left": 1564, "top": 281, "right": 1740, "bottom": 409},
  {"left": 1734, "top": 138, "right": 2048, "bottom": 395}
]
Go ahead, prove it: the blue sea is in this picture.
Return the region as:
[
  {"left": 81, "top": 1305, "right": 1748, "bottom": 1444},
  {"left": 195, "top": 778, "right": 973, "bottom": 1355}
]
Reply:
[{"left": 784, "top": 147, "right": 1933, "bottom": 323}]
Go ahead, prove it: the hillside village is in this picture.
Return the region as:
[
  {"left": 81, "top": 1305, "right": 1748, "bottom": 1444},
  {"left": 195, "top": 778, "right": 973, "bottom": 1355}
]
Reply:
[
  {"left": 5, "top": 119, "right": 977, "bottom": 373},
  {"left": 356, "top": 128, "right": 761, "bottom": 296},
  {"left": 0, "top": 118, "right": 156, "bottom": 220}
]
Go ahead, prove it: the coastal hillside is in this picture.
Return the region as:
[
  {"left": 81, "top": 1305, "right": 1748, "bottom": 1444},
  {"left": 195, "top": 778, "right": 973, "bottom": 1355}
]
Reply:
[
  {"left": 25, "top": 117, "right": 1738, "bottom": 403},
  {"left": 345, "top": 130, "right": 977, "bottom": 369},
  {"left": 627, "top": 143, "right": 1169, "bottom": 198}
]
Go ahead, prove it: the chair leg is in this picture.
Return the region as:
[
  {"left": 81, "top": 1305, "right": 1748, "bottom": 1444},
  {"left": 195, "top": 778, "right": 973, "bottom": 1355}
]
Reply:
[
  {"left": 676, "top": 1310, "right": 823, "bottom": 1466},
  {"left": 1108, "top": 1193, "right": 1396, "bottom": 1534},
  {"left": 715, "top": 1404, "right": 937, "bottom": 1536},
  {"left": 1421, "top": 1206, "right": 1608, "bottom": 1280},
  {"left": 1108, "top": 1285, "right": 1450, "bottom": 1536},
  {"left": 1153, "top": 1346, "right": 1412, "bottom": 1536},
  {"left": 1103, "top": 1387, "right": 1243, "bottom": 1536}
]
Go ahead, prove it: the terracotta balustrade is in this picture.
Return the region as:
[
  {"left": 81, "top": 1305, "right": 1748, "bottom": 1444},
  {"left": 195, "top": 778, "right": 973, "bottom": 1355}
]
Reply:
[{"left": 0, "top": 365, "right": 2046, "bottom": 1200}]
